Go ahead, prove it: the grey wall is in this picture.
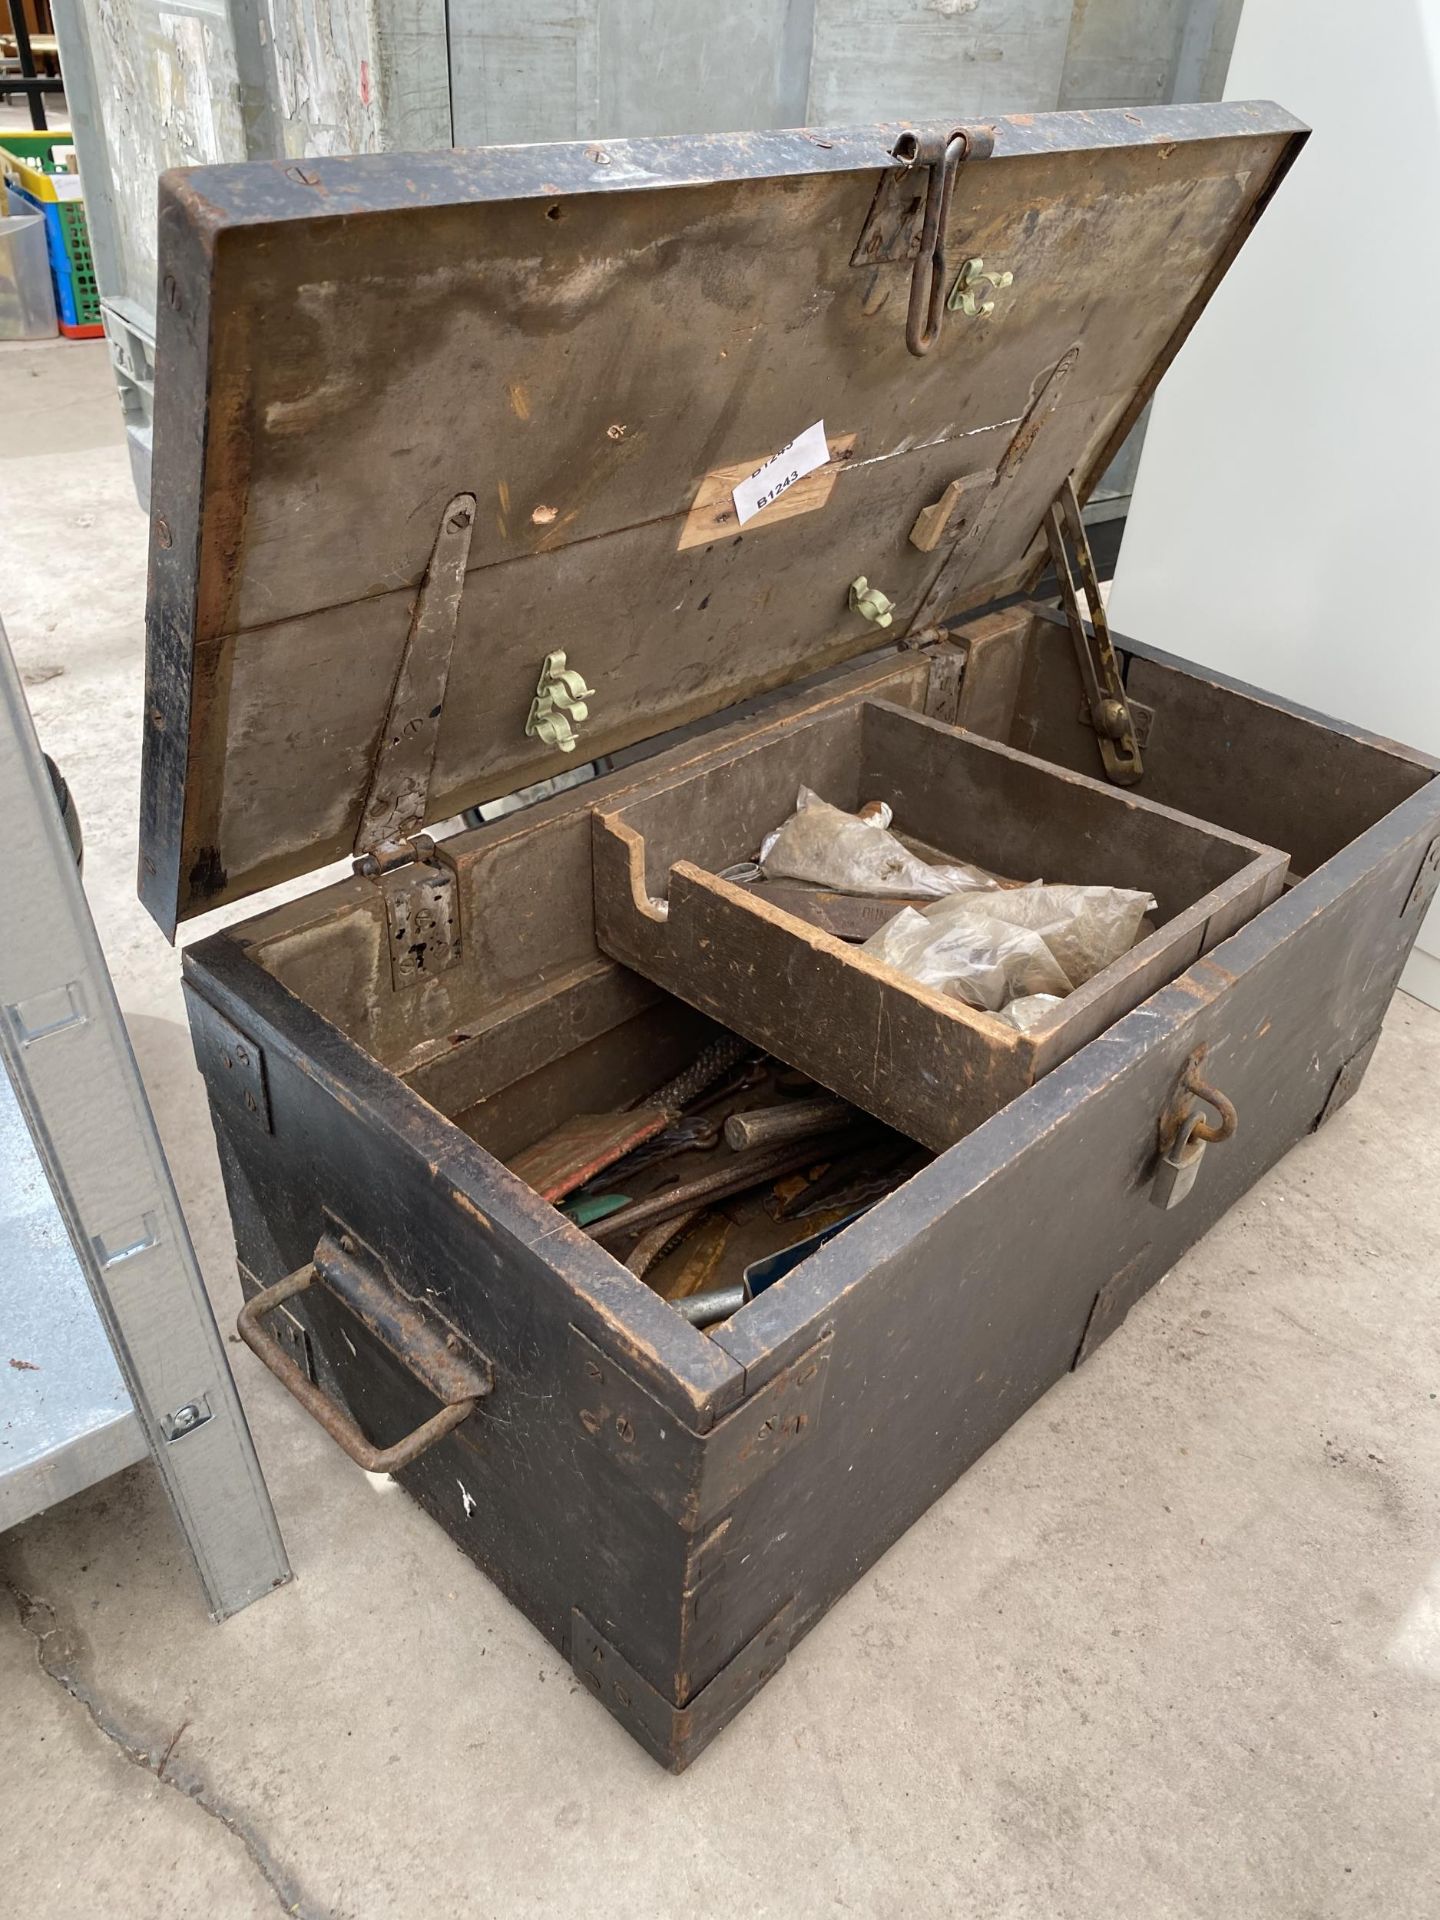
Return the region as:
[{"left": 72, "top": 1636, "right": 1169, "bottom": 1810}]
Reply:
[
  {"left": 448, "top": 0, "right": 1245, "bottom": 146},
  {"left": 51, "top": 0, "right": 1243, "bottom": 505}
]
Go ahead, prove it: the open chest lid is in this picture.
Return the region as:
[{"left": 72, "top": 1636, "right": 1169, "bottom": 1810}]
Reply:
[{"left": 140, "top": 102, "right": 1306, "bottom": 935}]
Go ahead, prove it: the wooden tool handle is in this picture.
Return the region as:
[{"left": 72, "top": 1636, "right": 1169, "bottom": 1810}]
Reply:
[{"left": 723, "top": 1097, "right": 856, "bottom": 1153}]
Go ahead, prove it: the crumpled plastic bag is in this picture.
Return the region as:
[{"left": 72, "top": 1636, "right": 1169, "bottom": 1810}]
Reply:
[
  {"left": 861, "top": 903, "right": 1070, "bottom": 1010},
  {"left": 860, "top": 882, "right": 1156, "bottom": 1013},
  {"left": 999, "top": 993, "right": 1065, "bottom": 1032},
  {"left": 973, "top": 882, "right": 1156, "bottom": 990},
  {"left": 758, "top": 787, "right": 1002, "bottom": 898}
]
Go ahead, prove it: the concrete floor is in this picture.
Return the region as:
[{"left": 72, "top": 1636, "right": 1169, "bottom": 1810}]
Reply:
[{"left": 2, "top": 335, "right": 1439, "bottom": 1920}]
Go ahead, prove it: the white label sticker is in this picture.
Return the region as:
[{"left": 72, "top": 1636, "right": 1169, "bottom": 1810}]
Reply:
[{"left": 731, "top": 420, "right": 830, "bottom": 526}]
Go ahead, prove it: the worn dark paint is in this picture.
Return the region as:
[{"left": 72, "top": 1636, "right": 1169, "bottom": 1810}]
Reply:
[
  {"left": 184, "top": 632, "right": 1440, "bottom": 1766},
  {"left": 141, "top": 104, "right": 1307, "bottom": 934},
  {"left": 594, "top": 690, "right": 1285, "bottom": 1150},
  {"left": 147, "top": 105, "right": 1440, "bottom": 1771},
  {"left": 689, "top": 779, "right": 1440, "bottom": 1713}
]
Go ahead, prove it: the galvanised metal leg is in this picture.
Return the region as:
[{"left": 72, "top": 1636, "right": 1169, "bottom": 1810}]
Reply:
[{"left": 0, "top": 620, "right": 290, "bottom": 1618}]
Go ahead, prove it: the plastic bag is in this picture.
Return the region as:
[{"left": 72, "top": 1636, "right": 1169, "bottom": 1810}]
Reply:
[
  {"left": 967, "top": 882, "right": 1156, "bottom": 990},
  {"left": 999, "top": 993, "right": 1065, "bottom": 1032},
  {"left": 759, "top": 787, "right": 1002, "bottom": 898},
  {"left": 860, "top": 882, "right": 1156, "bottom": 1012},
  {"left": 861, "top": 903, "right": 1071, "bottom": 1011}
]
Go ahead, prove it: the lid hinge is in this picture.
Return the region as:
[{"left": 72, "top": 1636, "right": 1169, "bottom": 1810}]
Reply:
[
  {"left": 1043, "top": 475, "right": 1145, "bottom": 786},
  {"left": 354, "top": 491, "right": 476, "bottom": 855},
  {"left": 351, "top": 490, "right": 475, "bottom": 989},
  {"left": 355, "top": 834, "right": 460, "bottom": 990}
]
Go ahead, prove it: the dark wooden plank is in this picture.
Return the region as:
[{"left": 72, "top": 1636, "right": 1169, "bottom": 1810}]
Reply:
[
  {"left": 174, "top": 436, "right": 995, "bottom": 913},
  {"left": 451, "top": 1001, "right": 719, "bottom": 1164},
  {"left": 951, "top": 607, "right": 1029, "bottom": 739},
  {"left": 595, "top": 840, "right": 1035, "bottom": 1153},
  {"left": 861, "top": 698, "right": 1276, "bottom": 917},
  {"left": 139, "top": 184, "right": 219, "bottom": 944},
  {"left": 185, "top": 933, "right": 744, "bottom": 1427},
  {"left": 142, "top": 106, "right": 1306, "bottom": 929},
  {"left": 1122, "top": 646, "right": 1438, "bottom": 879},
  {"left": 682, "top": 779, "right": 1440, "bottom": 1708},
  {"left": 404, "top": 963, "right": 661, "bottom": 1119},
  {"left": 975, "top": 609, "right": 1440, "bottom": 877},
  {"left": 238, "top": 649, "right": 930, "bottom": 1074},
  {"left": 594, "top": 689, "right": 1285, "bottom": 1151}
]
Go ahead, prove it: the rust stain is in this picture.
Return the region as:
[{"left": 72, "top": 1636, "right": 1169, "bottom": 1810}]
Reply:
[{"left": 507, "top": 383, "right": 531, "bottom": 420}]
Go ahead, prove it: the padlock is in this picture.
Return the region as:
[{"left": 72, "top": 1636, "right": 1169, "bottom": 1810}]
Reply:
[{"left": 1151, "top": 1109, "right": 1207, "bottom": 1210}]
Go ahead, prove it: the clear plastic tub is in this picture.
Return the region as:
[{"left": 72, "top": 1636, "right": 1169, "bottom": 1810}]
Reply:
[{"left": 0, "top": 213, "right": 58, "bottom": 340}]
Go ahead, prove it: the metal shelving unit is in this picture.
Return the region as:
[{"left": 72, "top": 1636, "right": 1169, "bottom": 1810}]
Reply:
[{"left": 0, "top": 618, "right": 289, "bottom": 1619}]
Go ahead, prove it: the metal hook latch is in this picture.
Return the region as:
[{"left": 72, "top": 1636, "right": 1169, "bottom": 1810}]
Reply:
[
  {"left": 1152, "top": 1051, "right": 1238, "bottom": 1210},
  {"left": 893, "top": 128, "right": 983, "bottom": 357}
]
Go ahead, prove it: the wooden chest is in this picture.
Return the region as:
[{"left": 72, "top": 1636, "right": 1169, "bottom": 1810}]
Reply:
[{"left": 140, "top": 105, "right": 1440, "bottom": 1768}]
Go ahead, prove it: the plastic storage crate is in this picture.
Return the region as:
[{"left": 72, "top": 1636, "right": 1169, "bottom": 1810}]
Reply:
[
  {"left": 0, "top": 134, "right": 102, "bottom": 337},
  {"left": 0, "top": 211, "right": 58, "bottom": 339}
]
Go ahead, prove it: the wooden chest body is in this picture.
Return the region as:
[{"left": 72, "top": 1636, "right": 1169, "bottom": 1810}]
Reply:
[{"left": 143, "top": 107, "right": 1440, "bottom": 1767}]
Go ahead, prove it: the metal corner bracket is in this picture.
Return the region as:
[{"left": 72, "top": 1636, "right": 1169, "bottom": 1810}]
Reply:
[
  {"left": 566, "top": 1323, "right": 831, "bottom": 1532},
  {"left": 570, "top": 1600, "right": 795, "bottom": 1771}
]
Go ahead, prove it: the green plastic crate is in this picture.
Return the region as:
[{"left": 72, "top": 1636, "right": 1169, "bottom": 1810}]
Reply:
[{"left": 53, "top": 197, "right": 99, "bottom": 327}]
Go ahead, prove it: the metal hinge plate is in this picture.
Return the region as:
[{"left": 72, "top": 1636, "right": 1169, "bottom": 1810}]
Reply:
[
  {"left": 1314, "top": 1026, "right": 1384, "bottom": 1130},
  {"left": 849, "top": 125, "right": 997, "bottom": 356},
  {"left": 566, "top": 1324, "right": 831, "bottom": 1531},
  {"left": 357, "top": 837, "right": 460, "bottom": 990},
  {"left": 1403, "top": 834, "right": 1440, "bottom": 919},
  {"left": 354, "top": 492, "right": 475, "bottom": 853},
  {"left": 1073, "top": 1247, "right": 1155, "bottom": 1368},
  {"left": 186, "top": 994, "right": 272, "bottom": 1132},
  {"left": 239, "top": 1262, "right": 313, "bottom": 1379},
  {"left": 1079, "top": 694, "right": 1155, "bottom": 751}
]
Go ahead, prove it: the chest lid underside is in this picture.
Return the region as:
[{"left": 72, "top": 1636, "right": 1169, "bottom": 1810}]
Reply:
[{"left": 140, "top": 102, "right": 1306, "bottom": 936}]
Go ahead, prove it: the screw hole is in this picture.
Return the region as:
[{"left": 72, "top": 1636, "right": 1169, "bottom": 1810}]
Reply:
[{"left": 546, "top": 203, "right": 563, "bottom": 222}]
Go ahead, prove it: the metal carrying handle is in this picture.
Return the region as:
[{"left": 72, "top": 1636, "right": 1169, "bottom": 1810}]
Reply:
[
  {"left": 897, "top": 129, "right": 969, "bottom": 357},
  {"left": 237, "top": 1265, "right": 485, "bottom": 1473}
]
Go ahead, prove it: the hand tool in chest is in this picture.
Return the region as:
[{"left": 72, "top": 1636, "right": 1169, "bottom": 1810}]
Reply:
[{"left": 143, "top": 105, "right": 1440, "bottom": 1767}]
